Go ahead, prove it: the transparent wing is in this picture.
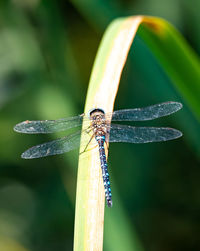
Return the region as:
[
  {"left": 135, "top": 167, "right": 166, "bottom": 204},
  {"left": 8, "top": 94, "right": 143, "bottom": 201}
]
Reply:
[
  {"left": 21, "top": 130, "right": 82, "bottom": 159},
  {"left": 109, "top": 124, "right": 182, "bottom": 143},
  {"left": 14, "top": 114, "right": 84, "bottom": 134},
  {"left": 111, "top": 102, "right": 182, "bottom": 121}
]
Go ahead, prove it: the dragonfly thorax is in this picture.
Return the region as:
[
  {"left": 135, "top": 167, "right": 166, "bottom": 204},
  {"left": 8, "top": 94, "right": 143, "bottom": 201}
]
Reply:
[{"left": 90, "top": 108, "right": 108, "bottom": 138}]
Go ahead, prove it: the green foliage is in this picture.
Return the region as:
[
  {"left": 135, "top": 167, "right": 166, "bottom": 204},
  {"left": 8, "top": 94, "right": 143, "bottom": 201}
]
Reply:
[{"left": 0, "top": 1, "right": 199, "bottom": 251}]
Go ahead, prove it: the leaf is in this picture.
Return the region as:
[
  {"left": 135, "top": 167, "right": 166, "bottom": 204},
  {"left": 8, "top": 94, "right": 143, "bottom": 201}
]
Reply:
[{"left": 74, "top": 15, "right": 200, "bottom": 251}]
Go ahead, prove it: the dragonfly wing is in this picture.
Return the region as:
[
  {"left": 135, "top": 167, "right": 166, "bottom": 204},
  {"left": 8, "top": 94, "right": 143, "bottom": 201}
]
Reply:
[
  {"left": 14, "top": 114, "right": 84, "bottom": 134},
  {"left": 109, "top": 124, "right": 182, "bottom": 143},
  {"left": 21, "top": 130, "right": 82, "bottom": 159},
  {"left": 111, "top": 102, "right": 182, "bottom": 121}
]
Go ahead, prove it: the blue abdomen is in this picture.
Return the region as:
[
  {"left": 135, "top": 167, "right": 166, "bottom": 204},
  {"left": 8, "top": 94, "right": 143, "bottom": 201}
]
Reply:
[{"left": 96, "top": 135, "right": 112, "bottom": 207}]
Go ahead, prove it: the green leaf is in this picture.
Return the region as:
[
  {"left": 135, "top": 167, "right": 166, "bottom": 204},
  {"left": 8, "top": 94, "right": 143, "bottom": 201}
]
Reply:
[{"left": 74, "top": 15, "right": 200, "bottom": 251}]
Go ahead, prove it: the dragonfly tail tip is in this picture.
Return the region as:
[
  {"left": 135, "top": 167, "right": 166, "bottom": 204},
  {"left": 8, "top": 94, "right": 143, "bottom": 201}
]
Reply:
[{"left": 107, "top": 199, "right": 113, "bottom": 208}]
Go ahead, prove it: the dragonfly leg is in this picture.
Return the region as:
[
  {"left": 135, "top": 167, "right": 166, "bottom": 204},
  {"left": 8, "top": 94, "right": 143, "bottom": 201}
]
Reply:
[{"left": 80, "top": 133, "right": 95, "bottom": 154}]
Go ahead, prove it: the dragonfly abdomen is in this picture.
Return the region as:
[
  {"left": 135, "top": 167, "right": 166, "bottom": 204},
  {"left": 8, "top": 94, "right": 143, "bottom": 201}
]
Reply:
[{"left": 96, "top": 135, "right": 112, "bottom": 207}]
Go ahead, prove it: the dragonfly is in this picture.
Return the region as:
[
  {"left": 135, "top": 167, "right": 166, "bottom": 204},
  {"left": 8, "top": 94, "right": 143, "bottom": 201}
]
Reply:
[{"left": 14, "top": 101, "right": 183, "bottom": 207}]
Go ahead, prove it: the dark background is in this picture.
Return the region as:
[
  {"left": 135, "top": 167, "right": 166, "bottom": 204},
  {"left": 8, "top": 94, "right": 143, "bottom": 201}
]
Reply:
[{"left": 0, "top": 0, "right": 199, "bottom": 251}]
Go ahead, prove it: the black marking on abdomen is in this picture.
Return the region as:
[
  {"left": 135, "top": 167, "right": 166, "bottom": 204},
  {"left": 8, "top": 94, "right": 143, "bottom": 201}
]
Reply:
[{"left": 96, "top": 136, "right": 112, "bottom": 207}]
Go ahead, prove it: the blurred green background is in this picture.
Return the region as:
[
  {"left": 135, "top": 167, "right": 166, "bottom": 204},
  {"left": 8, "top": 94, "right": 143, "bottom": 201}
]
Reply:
[{"left": 0, "top": 0, "right": 200, "bottom": 251}]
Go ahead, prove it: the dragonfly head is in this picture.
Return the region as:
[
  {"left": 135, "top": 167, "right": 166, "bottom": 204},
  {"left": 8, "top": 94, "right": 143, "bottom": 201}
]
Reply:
[
  {"left": 88, "top": 108, "right": 105, "bottom": 117},
  {"left": 89, "top": 108, "right": 105, "bottom": 121}
]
